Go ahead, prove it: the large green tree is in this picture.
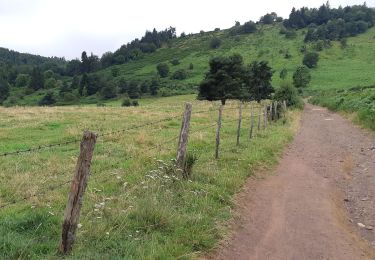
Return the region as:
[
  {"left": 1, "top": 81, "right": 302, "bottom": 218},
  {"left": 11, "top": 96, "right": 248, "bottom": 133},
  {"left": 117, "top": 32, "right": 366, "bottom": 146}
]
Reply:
[
  {"left": 244, "top": 61, "right": 274, "bottom": 102},
  {"left": 198, "top": 54, "right": 245, "bottom": 105}
]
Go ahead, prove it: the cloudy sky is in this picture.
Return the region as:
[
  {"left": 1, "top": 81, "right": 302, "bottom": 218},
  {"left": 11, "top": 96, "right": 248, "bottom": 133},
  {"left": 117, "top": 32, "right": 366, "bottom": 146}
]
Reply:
[{"left": 0, "top": 0, "right": 373, "bottom": 60}]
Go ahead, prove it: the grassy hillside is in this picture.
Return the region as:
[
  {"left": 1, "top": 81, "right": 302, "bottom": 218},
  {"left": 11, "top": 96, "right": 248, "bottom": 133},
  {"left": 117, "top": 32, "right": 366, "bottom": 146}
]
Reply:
[
  {"left": 0, "top": 95, "right": 300, "bottom": 258},
  {"left": 96, "top": 24, "right": 375, "bottom": 91},
  {"left": 6, "top": 23, "right": 375, "bottom": 107}
]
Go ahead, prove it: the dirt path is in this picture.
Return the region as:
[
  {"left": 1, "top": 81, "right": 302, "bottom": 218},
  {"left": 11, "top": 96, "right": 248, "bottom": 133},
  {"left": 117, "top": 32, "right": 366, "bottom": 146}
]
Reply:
[{"left": 213, "top": 104, "right": 375, "bottom": 260}]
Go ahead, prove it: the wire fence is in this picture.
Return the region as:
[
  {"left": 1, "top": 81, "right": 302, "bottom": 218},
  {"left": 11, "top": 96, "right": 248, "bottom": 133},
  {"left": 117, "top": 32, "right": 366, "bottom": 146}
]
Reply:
[{"left": 0, "top": 100, "right": 287, "bottom": 255}]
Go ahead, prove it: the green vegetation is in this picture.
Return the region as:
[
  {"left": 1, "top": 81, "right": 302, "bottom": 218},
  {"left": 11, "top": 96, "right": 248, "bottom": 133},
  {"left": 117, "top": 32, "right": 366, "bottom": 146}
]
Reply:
[
  {"left": 0, "top": 95, "right": 300, "bottom": 258},
  {"left": 310, "top": 86, "right": 375, "bottom": 130}
]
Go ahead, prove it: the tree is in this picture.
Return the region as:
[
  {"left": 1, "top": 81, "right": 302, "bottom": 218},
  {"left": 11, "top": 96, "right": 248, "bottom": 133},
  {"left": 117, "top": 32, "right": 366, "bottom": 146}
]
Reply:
[
  {"left": 15, "top": 74, "right": 30, "bottom": 87},
  {"left": 118, "top": 77, "right": 129, "bottom": 94},
  {"left": 156, "top": 63, "right": 170, "bottom": 78},
  {"left": 0, "top": 78, "right": 10, "bottom": 104},
  {"left": 244, "top": 61, "right": 274, "bottom": 102},
  {"left": 70, "top": 75, "right": 80, "bottom": 89},
  {"left": 280, "top": 68, "right": 288, "bottom": 79},
  {"left": 274, "top": 81, "right": 303, "bottom": 108},
  {"left": 38, "top": 92, "right": 56, "bottom": 106},
  {"left": 293, "top": 66, "right": 311, "bottom": 91},
  {"left": 170, "top": 59, "right": 180, "bottom": 66},
  {"left": 189, "top": 63, "right": 194, "bottom": 70},
  {"left": 100, "top": 81, "right": 117, "bottom": 99},
  {"left": 127, "top": 81, "right": 140, "bottom": 99},
  {"left": 242, "top": 21, "right": 257, "bottom": 34},
  {"left": 210, "top": 37, "right": 221, "bottom": 49},
  {"left": 29, "top": 66, "right": 44, "bottom": 90},
  {"left": 260, "top": 12, "right": 277, "bottom": 24},
  {"left": 59, "top": 81, "right": 71, "bottom": 97},
  {"left": 79, "top": 73, "right": 88, "bottom": 96},
  {"left": 171, "top": 69, "right": 188, "bottom": 80},
  {"left": 150, "top": 77, "right": 159, "bottom": 96},
  {"left": 303, "top": 52, "right": 319, "bottom": 68},
  {"left": 198, "top": 54, "right": 245, "bottom": 105}
]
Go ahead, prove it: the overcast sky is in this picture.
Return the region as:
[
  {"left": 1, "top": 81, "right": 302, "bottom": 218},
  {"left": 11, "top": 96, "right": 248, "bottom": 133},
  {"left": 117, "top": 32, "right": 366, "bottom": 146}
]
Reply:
[{"left": 0, "top": 0, "right": 373, "bottom": 60}]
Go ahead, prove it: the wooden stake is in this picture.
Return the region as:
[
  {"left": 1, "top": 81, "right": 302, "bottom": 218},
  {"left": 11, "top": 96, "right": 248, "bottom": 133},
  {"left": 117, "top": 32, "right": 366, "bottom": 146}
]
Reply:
[
  {"left": 263, "top": 105, "right": 267, "bottom": 129},
  {"left": 59, "top": 131, "right": 97, "bottom": 254},
  {"left": 270, "top": 102, "right": 273, "bottom": 121},
  {"left": 249, "top": 104, "right": 254, "bottom": 139},
  {"left": 257, "top": 107, "right": 261, "bottom": 131},
  {"left": 236, "top": 102, "right": 243, "bottom": 146},
  {"left": 215, "top": 105, "right": 223, "bottom": 159},
  {"left": 274, "top": 101, "right": 278, "bottom": 120},
  {"left": 176, "top": 103, "right": 192, "bottom": 171}
]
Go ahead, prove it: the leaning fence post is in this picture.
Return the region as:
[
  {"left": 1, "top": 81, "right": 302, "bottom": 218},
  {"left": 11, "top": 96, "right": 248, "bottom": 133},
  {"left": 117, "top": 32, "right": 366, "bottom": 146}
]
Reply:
[
  {"left": 59, "top": 131, "right": 97, "bottom": 254},
  {"left": 215, "top": 104, "right": 223, "bottom": 159},
  {"left": 236, "top": 102, "right": 243, "bottom": 146},
  {"left": 176, "top": 103, "right": 192, "bottom": 172},
  {"left": 249, "top": 105, "right": 254, "bottom": 139}
]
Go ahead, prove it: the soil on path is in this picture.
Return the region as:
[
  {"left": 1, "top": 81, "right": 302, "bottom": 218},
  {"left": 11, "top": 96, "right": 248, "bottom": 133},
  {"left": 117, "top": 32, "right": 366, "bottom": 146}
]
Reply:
[{"left": 212, "top": 104, "right": 375, "bottom": 260}]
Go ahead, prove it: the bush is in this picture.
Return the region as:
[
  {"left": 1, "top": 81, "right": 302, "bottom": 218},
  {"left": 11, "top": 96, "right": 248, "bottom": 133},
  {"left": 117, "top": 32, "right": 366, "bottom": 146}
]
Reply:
[
  {"left": 170, "top": 59, "right": 180, "bottom": 66},
  {"left": 274, "top": 81, "right": 303, "bottom": 109},
  {"left": 293, "top": 66, "right": 311, "bottom": 91},
  {"left": 279, "top": 68, "right": 288, "bottom": 79},
  {"left": 188, "top": 63, "right": 194, "bottom": 70},
  {"left": 303, "top": 52, "right": 319, "bottom": 68},
  {"left": 156, "top": 63, "right": 170, "bottom": 78},
  {"left": 285, "top": 30, "right": 297, "bottom": 39},
  {"left": 132, "top": 100, "right": 139, "bottom": 106},
  {"left": 38, "top": 92, "right": 56, "bottom": 106},
  {"left": 122, "top": 98, "right": 132, "bottom": 107},
  {"left": 171, "top": 69, "right": 188, "bottom": 80},
  {"left": 210, "top": 37, "right": 221, "bottom": 49}
]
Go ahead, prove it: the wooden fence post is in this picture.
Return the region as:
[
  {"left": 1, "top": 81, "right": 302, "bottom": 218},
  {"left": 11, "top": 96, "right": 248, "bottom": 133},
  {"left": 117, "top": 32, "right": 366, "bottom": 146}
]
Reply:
[
  {"left": 263, "top": 105, "right": 267, "bottom": 129},
  {"left": 257, "top": 107, "right": 261, "bottom": 131},
  {"left": 59, "top": 131, "right": 97, "bottom": 254},
  {"left": 249, "top": 105, "right": 254, "bottom": 139},
  {"left": 274, "top": 101, "right": 278, "bottom": 120},
  {"left": 176, "top": 103, "right": 192, "bottom": 171},
  {"left": 283, "top": 100, "right": 287, "bottom": 111},
  {"left": 236, "top": 102, "right": 243, "bottom": 146},
  {"left": 215, "top": 105, "right": 223, "bottom": 159},
  {"left": 270, "top": 102, "right": 273, "bottom": 121}
]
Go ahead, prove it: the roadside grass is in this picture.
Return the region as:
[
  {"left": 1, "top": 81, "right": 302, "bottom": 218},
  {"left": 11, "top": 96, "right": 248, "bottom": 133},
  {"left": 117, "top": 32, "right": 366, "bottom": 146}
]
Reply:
[
  {"left": 0, "top": 95, "right": 300, "bottom": 258},
  {"left": 309, "top": 86, "right": 375, "bottom": 131}
]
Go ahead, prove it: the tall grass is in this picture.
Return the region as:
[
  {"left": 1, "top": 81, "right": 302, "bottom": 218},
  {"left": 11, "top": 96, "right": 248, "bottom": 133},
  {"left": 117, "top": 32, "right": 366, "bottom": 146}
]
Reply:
[{"left": 0, "top": 95, "right": 300, "bottom": 258}]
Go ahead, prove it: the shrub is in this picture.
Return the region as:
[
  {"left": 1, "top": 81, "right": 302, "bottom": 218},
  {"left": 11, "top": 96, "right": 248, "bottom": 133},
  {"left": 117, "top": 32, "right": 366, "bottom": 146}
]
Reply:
[
  {"left": 303, "top": 52, "right": 319, "bottom": 68},
  {"left": 156, "top": 63, "right": 170, "bottom": 78},
  {"left": 38, "top": 92, "right": 56, "bottom": 106},
  {"left": 210, "top": 37, "right": 221, "bottom": 49},
  {"left": 285, "top": 30, "right": 297, "bottom": 39},
  {"left": 293, "top": 66, "right": 311, "bottom": 91},
  {"left": 280, "top": 68, "right": 288, "bottom": 79},
  {"left": 274, "top": 81, "right": 303, "bottom": 109},
  {"left": 132, "top": 100, "right": 139, "bottom": 106},
  {"left": 170, "top": 59, "right": 180, "bottom": 66},
  {"left": 171, "top": 69, "right": 188, "bottom": 80},
  {"left": 122, "top": 98, "right": 132, "bottom": 107},
  {"left": 183, "top": 152, "right": 198, "bottom": 179},
  {"left": 188, "top": 63, "right": 194, "bottom": 70}
]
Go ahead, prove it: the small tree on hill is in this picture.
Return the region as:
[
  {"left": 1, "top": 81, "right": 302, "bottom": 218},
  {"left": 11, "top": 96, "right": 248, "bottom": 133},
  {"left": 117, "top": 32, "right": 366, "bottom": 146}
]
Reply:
[
  {"left": 244, "top": 61, "right": 274, "bottom": 102},
  {"left": 274, "top": 81, "right": 303, "bottom": 108},
  {"left": 293, "top": 66, "right": 311, "bottom": 92},
  {"left": 210, "top": 37, "right": 221, "bottom": 49},
  {"left": 198, "top": 54, "right": 245, "bottom": 105},
  {"left": 303, "top": 52, "right": 319, "bottom": 68},
  {"left": 156, "top": 63, "right": 170, "bottom": 78}
]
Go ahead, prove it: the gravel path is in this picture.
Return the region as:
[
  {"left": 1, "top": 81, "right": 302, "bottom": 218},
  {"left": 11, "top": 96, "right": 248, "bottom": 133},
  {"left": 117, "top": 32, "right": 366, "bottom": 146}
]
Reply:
[{"left": 212, "top": 104, "right": 375, "bottom": 260}]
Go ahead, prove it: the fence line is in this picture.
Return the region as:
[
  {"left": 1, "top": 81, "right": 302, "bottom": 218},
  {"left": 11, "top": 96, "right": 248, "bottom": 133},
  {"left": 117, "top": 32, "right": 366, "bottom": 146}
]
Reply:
[{"left": 0, "top": 100, "right": 287, "bottom": 254}]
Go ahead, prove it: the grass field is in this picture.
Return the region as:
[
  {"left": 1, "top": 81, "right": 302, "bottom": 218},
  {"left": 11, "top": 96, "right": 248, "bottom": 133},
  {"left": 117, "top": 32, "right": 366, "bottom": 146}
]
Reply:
[{"left": 0, "top": 95, "right": 300, "bottom": 258}]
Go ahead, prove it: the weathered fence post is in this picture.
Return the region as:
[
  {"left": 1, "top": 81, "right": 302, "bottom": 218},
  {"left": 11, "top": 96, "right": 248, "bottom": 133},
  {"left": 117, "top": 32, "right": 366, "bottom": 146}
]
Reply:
[
  {"left": 270, "top": 102, "right": 273, "bottom": 121},
  {"left": 263, "top": 105, "right": 267, "bottom": 129},
  {"left": 215, "top": 105, "right": 223, "bottom": 159},
  {"left": 283, "top": 100, "right": 287, "bottom": 111},
  {"left": 176, "top": 103, "right": 192, "bottom": 171},
  {"left": 59, "top": 131, "right": 97, "bottom": 254},
  {"left": 257, "top": 107, "right": 261, "bottom": 131},
  {"left": 249, "top": 105, "right": 254, "bottom": 139},
  {"left": 274, "top": 101, "right": 278, "bottom": 120},
  {"left": 236, "top": 102, "right": 243, "bottom": 146}
]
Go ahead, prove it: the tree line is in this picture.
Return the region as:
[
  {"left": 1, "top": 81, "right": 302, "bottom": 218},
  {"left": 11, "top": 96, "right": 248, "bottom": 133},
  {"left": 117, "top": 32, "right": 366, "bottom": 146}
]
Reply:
[{"left": 283, "top": 2, "right": 374, "bottom": 42}]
